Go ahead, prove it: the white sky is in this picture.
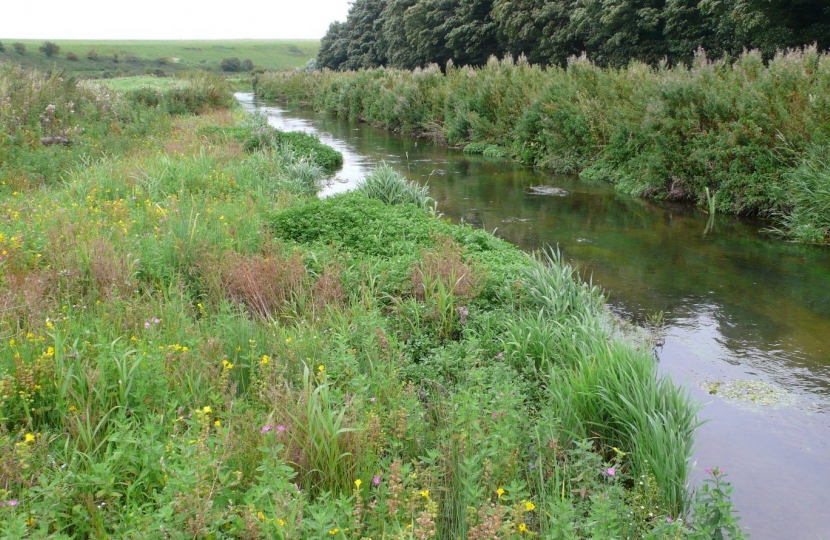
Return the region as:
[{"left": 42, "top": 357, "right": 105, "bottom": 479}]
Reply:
[{"left": 0, "top": 0, "right": 351, "bottom": 40}]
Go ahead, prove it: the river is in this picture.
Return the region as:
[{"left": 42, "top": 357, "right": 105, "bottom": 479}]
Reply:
[{"left": 237, "top": 93, "right": 830, "bottom": 539}]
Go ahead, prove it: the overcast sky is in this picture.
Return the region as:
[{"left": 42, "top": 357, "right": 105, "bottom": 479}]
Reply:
[{"left": 0, "top": 0, "right": 351, "bottom": 40}]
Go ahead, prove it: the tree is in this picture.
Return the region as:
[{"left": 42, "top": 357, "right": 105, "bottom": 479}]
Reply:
[
  {"left": 12, "top": 42, "right": 26, "bottom": 55},
  {"left": 39, "top": 41, "right": 60, "bottom": 58},
  {"left": 0, "top": 41, "right": 5, "bottom": 53},
  {"left": 318, "top": 21, "right": 351, "bottom": 70},
  {"left": 242, "top": 59, "right": 254, "bottom": 71}
]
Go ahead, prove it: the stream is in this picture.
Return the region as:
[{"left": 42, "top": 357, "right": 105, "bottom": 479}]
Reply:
[{"left": 237, "top": 93, "right": 830, "bottom": 539}]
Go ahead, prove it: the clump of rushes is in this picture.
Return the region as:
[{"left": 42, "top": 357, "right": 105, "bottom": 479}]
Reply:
[
  {"left": 357, "top": 164, "right": 435, "bottom": 211},
  {"left": 0, "top": 64, "right": 742, "bottom": 538}
]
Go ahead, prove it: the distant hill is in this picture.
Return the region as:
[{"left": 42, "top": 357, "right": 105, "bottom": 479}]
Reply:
[{"left": 0, "top": 39, "right": 320, "bottom": 77}]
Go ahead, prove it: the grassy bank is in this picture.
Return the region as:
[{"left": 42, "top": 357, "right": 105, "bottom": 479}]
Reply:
[
  {"left": 255, "top": 47, "right": 830, "bottom": 245},
  {"left": 0, "top": 39, "right": 318, "bottom": 78},
  {"left": 0, "top": 65, "right": 740, "bottom": 537}
]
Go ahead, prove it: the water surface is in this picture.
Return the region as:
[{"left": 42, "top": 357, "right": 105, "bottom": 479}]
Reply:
[{"left": 238, "top": 93, "right": 830, "bottom": 539}]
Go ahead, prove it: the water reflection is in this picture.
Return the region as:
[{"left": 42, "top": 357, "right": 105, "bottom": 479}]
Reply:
[{"left": 237, "top": 93, "right": 830, "bottom": 538}]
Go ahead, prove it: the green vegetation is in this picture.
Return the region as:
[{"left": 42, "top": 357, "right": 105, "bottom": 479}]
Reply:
[
  {"left": 256, "top": 47, "right": 830, "bottom": 244},
  {"left": 0, "top": 64, "right": 741, "bottom": 537},
  {"left": 0, "top": 39, "right": 319, "bottom": 78},
  {"left": 318, "top": 0, "right": 829, "bottom": 70}
]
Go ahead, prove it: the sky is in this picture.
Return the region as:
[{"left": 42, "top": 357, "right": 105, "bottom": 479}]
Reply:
[{"left": 0, "top": 0, "right": 351, "bottom": 40}]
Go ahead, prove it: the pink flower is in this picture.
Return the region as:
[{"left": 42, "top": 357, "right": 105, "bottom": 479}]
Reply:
[
  {"left": 276, "top": 425, "right": 286, "bottom": 432},
  {"left": 605, "top": 467, "right": 616, "bottom": 477},
  {"left": 152, "top": 317, "right": 160, "bottom": 324},
  {"left": 144, "top": 321, "right": 151, "bottom": 329},
  {"left": 495, "top": 352, "right": 504, "bottom": 358},
  {"left": 491, "top": 412, "right": 498, "bottom": 419},
  {"left": 666, "top": 517, "right": 674, "bottom": 523},
  {"left": 259, "top": 425, "right": 272, "bottom": 434},
  {"left": 370, "top": 397, "right": 376, "bottom": 403},
  {"left": 373, "top": 476, "right": 381, "bottom": 486}
]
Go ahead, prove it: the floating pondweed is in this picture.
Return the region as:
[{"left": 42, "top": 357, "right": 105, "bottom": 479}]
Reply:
[{"left": 705, "top": 379, "right": 796, "bottom": 408}]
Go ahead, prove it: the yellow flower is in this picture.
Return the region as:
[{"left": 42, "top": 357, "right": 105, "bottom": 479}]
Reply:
[
  {"left": 285, "top": 337, "right": 292, "bottom": 343},
  {"left": 524, "top": 501, "right": 535, "bottom": 511},
  {"left": 222, "top": 359, "right": 234, "bottom": 370},
  {"left": 328, "top": 528, "right": 340, "bottom": 535},
  {"left": 354, "top": 479, "right": 362, "bottom": 489},
  {"left": 202, "top": 406, "right": 212, "bottom": 414},
  {"left": 214, "top": 420, "right": 221, "bottom": 427},
  {"left": 24, "top": 433, "right": 35, "bottom": 443},
  {"left": 613, "top": 447, "right": 627, "bottom": 457},
  {"left": 261, "top": 355, "right": 269, "bottom": 365},
  {"left": 419, "top": 489, "right": 430, "bottom": 499},
  {"left": 497, "top": 487, "right": 505, "bottom": 498},
  {"left": 277, "top": 518, "right": 285, "bottom": 527},
  {"left": 518, "top": 523, "right": 528, "bottom": 533},
  {"left": 318, "top": 365, "right": 325, "bottom": 373},
  {"left": 257, "top": 511, "right": 266, "bottom": 521}
]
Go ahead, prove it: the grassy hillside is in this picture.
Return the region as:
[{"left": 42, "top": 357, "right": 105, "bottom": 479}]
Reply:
[{"left": 0, "top": 39, "right": 319, "bottom": 77}]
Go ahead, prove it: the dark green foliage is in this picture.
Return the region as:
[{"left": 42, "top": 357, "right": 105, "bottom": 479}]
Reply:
[
  {"left": 0, "top": 41, "right": 5, "bottom": 53},
  {"left": 39, "top": 41, "right": 60, "bottom": 58},
  {"left": 12, "top": 42, "right": 26, "bottom": 55},
  {"left": 219, "top": 57, "right": 243, "bottom": 72},
  {"left": 317, "top": 0, "right": 830, "bottom": 70}
]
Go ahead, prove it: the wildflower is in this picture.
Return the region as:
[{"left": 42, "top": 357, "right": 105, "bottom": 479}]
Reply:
[
  {"left": 666, "top": 517, "right": 674, "bottom": 523},
  {"left": 202, "top": 406, "right": 212, "bottom": 414},
  {"left": 222, "top": 359, "right": 234, "bottom": 370},
  {"left": 318, "top": 364, "right": 325, "bottom": 373},
  {"left": 261, "top": 355, "right": 269, "bottom": 365},
  {"left": 6, "top": 499, "right": 19, "bottom": 507},
  {"left": 495, "top": 352, "right": 504, "bottom": 358},
  {"left": 257, "top": 511, "right": 266, "bottom": 520},
  {"left": 518, "top": 523, "right": 528, "bottom": 533},
  {"left": 24, "top": 433, "right": 35, "bottom": 443},
  {"left": 373, "top": 475, "right": 381, "bottom": 486},
  {"left": 152, "top": 317, "right": 160, "bottom": 324},
  {"left": 214, "top": 420, "right": 221, "bottom": 427},
  {"left": 419, "top": 489, "right": 430, "bottom": 499},
  {"left": 144, "top": 321, "right": 151, "bottom": 329},
  {"left": 606, "top": 467, "right": 616, "bottom": 477},
  {"left": 524, "top": 501, "right": 535, "bottom": 511},
  {"left": 491, "top": 412, "right": 498, "bottom": 419},
  {"left": 354, "top": 479, "right": 362, "bottom": 489},
  {"left": 285, "top": 337, "right": 292, "bottom": 343},
  {"left": 497, "top": 487, "right": 505, "bottom": 498},
  {"left": 370, "top": 397, "right": 376, "bottom": 402},
  {"left": 276, "top": 424, "right": 286, "bottom": 432},
  {"left": 278, "top": 518, "right": 285, "bottom": 526},
  {"left": 328, "top": 528, "right": 340, "bottom": 535},
  {"left": 613, "top": 447, "right": 626, "bottom": 457},
  {"left": 260, "top": 425, "right": 272, "bottom": 434}
]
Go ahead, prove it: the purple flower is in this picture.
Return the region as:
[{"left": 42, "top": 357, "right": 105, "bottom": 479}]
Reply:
[
  {"left": 152, "top": 317, "right": 160, "bottom": 324},
  {"left": 491, "top": 412, "right": 498, "bottom": 419},
  {"left": 144, "top": 321, "right": 151, "bottom": 329},
  {"left": 373, "top": 476, "right": 381, "bottom": 486},
  {"left": 6, "top": 499, "right": 18, "bottom": 507},
  {"left": 370, "top": 397, "right": 376, "bottom": 403},
  {"left": 259, "top": 425, "right": 272, "bottom": 434},
  {"left": 495, "top": 352, "right": 504, "bottom": 358},
  {"left": 666, "top": 517, "right": 674, "bottom": 523},
  {"left": 605, "top": 467, "right": 616, "bottom": 477},
  {"left": 276, "top": 424, "right": 286, "bottom": 432}
]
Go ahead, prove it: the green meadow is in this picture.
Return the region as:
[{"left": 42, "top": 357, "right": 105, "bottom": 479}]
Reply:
[{"left": 0, "top": 39, "right": 319, "bottom": 77}]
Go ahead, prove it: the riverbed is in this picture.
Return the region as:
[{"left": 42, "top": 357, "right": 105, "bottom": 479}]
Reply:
[{"left": 237, "top": 92, "right": 830, "bottom": 539}]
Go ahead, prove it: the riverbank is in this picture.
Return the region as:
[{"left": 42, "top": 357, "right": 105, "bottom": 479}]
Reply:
[
  {"left": 255, "top": 48, "right": 830, "bottom": 245},
  {"left": 0, "top": 67, "right": 738, "bottom": 536}
]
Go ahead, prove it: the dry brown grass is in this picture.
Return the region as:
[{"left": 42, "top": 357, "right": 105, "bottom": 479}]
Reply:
[{"left": 411, "top": 235, "right": 483, "bottom": 302}]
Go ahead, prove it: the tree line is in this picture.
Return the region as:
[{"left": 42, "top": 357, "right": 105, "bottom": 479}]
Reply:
[{"left": 317, "top": 0, "right": 830, "bottom": 70}]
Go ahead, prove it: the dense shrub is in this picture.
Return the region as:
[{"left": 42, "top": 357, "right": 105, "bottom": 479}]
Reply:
[
  {"left": 65, "top": 51, "right": 79, "bottom": 61},
  {"left": 39, "top": 41, "right": 60, "bottom": 58},
  {"left": 256, "top": 47, "right": 830, "bottom": 243},
  {"left": 12, "top": 42, "right": 26, "bottom": 55}
]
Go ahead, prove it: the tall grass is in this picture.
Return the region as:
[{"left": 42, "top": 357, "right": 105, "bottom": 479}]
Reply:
[{"left": 257, "top": 47, "right": 830, "bottom": 243}]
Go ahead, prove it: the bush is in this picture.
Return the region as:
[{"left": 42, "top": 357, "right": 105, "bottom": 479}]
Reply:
[
  {"left": 220, "top": 57, "right": 242, "bottom": 72},
  {"left": 87, "top": 49, "right": 99, "bottom": 60},
  {"left": 0, "top": 41, "right": 5, "bottom": 52},
  {"left": 275, "top": 131, "right": 343, "bottom": 171},
  {"left": 65, "top": 51, "right": 79, "bottom": 62},
  {"left": 39, "top": 41, "right": 60, "bottom": 58},
  {"left": 12, "top": 42, "right": 26, "bottom": 55},
  {"left": 242, "top": 59, "right": 254, "bottom": 71}
]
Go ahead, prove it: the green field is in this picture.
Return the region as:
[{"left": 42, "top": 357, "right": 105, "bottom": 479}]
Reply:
[{"left": 0, "top": 39, "right": 319, "bottom": 77}]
